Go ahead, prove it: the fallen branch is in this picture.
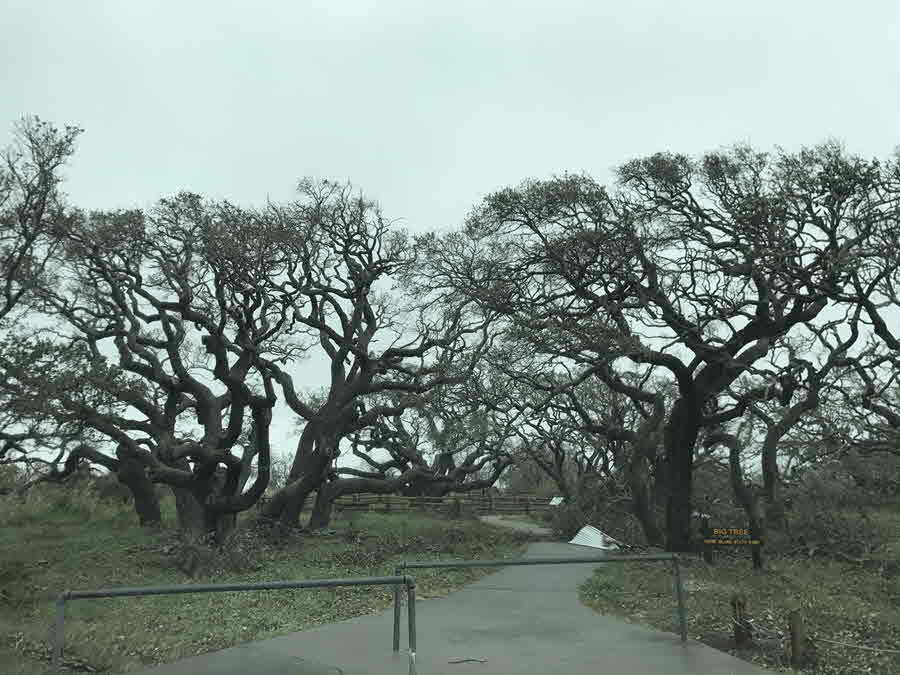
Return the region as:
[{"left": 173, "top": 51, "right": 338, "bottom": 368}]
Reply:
[{"left": 816, "top": 638, "right": 900, "bottom": 654}]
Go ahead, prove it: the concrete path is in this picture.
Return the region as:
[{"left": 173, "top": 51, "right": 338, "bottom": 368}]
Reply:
[
  {"left": 137, "top": 542, "right": 770, "bottom": 675},
  {"left": 477, "top": 514, "right": 554, "bottom": 538}
]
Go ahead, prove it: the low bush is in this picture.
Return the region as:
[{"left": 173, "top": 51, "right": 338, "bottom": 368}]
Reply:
[
  {"left": 547, "top": 493, "right": 653, "bottom": 546},
  {"left": 548, "top": 502, "right": 585, "bottom": 540},
  {"left": 767, "top": 464, "right": 894, "bottom": 560}
]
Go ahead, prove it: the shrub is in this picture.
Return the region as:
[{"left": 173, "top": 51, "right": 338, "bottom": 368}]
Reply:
[
  {"left": 839, "top": 450, "right": 900, "bottom": 506},
  {"left": 92, "top": 474, "right": 133, "bottom": 504},
  {"left": 784, "top": 501, "right": 888, "bottom": 559},
  {"left": 0, "top": 464, "right": 24, "bottom": 494},
  {"left": 47, "top": 480, "right": 101, "bottom": 519},
  {"left": 548, "top": 502, "right": 585, "bottom": 540},
  {"left": 776, "top": 466, "right": 892, "bottom": 559},
  {"left": 547, "top": 489, "right": 659, "bottom": 547}
]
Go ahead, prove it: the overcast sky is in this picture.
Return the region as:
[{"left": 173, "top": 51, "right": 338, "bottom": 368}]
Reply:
[{"left": 4, "top": 0, "right": 899, "bottom": 461}]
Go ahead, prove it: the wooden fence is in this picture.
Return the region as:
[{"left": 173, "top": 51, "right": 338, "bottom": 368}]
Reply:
[{"left": 258, "top": 493, "right": 556, "bottom": 515}]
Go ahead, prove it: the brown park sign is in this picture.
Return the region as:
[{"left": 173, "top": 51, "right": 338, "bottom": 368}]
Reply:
[{"left": 703, "top": 527, "right": 762, "bottom": 546}]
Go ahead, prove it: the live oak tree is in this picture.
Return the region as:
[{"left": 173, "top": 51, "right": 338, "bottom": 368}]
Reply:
[
  {"left": 0, "top": 115, "right": 81, "bottom": 324},
  {"left": 313, "top": 385, "right": 516, "bottom": 522},
  {"left": 255, "top": 180, "right": 497, "bottom": 530},
  {"left": 829, "top": 203, "right": 900, "bottom": 458},
  {"left": 0, "top": 116, "right": 86, "bottom": 469},
  {"left": 0, "top": 337, "right": 102, "bottom": 495},
  {"left": 413, "top": 142, "right": 894, "bottom": 551},
  {"left": 25, "top": 193, "right": 289, "bottom": 542},
  {"left": 492, "top": 349, "right": 670, "bottom": 546},
  {"left": 717, "top": 314, "right": 864, "bottom": 528},
  {"left": 830, "top": 348, "right": 900, "bottom": 458}
]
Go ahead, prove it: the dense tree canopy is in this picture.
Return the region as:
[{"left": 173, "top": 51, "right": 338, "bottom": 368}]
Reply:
[
  {"left": 3, "top": 114, "right": 898, "bottom": 553},
  {"left": 411, "top": 143, "right": 900, "bottom": 550}
]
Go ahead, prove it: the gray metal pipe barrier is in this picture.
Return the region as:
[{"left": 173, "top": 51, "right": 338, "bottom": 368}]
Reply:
[
  {"left": 53, "top": 575, "right": 417, "bottom": 675},
  {"left": 393, "top": 553, "right": 687, "bottom": 650}
]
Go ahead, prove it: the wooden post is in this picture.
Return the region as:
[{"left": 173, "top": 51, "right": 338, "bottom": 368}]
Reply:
[
  {"left": 750, "top": 525, "right": 763, "bottom": 570},
  {"left": 730, "top": 593, "right": 752, "bottom": 648},
  {"left": 788, "top": 609, "right": 806, "bottom": 666},
  {"left": 701, "top": 516, "right": 714, "bottom": 564}
]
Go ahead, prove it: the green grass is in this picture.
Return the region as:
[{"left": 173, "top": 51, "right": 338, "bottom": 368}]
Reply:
[
  {"left": 580, "top": 507, "right": 900, "bottom": 675},
  {"left": 0, "top": 485, "right": 532, "bottom": 674}
]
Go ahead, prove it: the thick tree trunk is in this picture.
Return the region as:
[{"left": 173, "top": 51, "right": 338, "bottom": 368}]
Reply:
[
  {"left": 283, "top": 452, "right": 330, "bottom": 527},
  {"left": 116, "top": 454, "right": 162, "bottom": 527},
  {"left": 622, "top": 427, "right": 664, "bottom": 548},
  {"left": 727, "top": 443, "right": 764, "bottom": 570},
  {"left": 402, "top": 478, "right": 453, "bottom": 498},
  {"left": 236, "top": 444, "right": 258, "bottom": 495},
  {"left": 308, "top": 485, "right": 335, "bottom": 530},
  {"left": 287, "top": 421, "right": 320, "bottom": 481},
  {"left": 261, "top": 448, "right": 331, "bottom": 528},
  {"left": 261, "top": 422, "right": 329, "bottom": 527},
  {"left": 629, "top": 469, "right": 664, "bottom": 547},
  {"left": 761, "top": 438, "right": 786, "bottom": 530},
  {"left": 173, "top": 487, "right": 209, "bottom": 539},
  {"left": 663, "top": 398, "right": 702, "bottom": 552},
  {"left": 171, "top": 472, "right": 236, "bottom": 545},
  {"left": 707, "top": 430, "right": 765, "bottom": 570}
]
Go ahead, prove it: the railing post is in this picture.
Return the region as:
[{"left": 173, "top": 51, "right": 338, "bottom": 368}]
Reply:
[
  {"left": 53, "top": 593, "right": 67, "bottom": 674},
  {"left": 393, "top": 566, "right": 402, "bottom": 652},
  {"left": 406, "top": 580, "right": 417, "bottom": 675},
  {"left": 672, "top": 556, "right": 687, "bottom": 643}
]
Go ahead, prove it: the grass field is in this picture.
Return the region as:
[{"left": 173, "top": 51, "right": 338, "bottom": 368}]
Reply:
[
  {"left": 580, "top": 507, "right": 900, "bottom": 675},
  {"left": 0, "top": 486, "right": 532, "bottom": 674}
]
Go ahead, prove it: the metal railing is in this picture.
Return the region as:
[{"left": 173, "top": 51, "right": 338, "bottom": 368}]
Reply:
[
  {"left": 52, "top": 575, "right": 417, "bottom": 675},
  {"left": 392, "top": 553, "right": 687, "bottom": 652}
]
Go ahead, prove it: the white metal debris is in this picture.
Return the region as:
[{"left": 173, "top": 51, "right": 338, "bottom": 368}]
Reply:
[{"left": 569, "top": 525, "right": 622, "bottom": 550}]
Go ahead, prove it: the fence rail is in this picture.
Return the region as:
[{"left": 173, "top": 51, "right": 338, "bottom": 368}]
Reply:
[
  {"left": 52, "top": 575, "right": 417, "bottom": 675},
  {"left": 391, "top": 553, "right": 688, "bottom": 651},
  {"left": 258, "top": 492, "right": 558, "bottom": 515},
  {"left": 52, "top": 555, "right": 687, "bottom": 675}
]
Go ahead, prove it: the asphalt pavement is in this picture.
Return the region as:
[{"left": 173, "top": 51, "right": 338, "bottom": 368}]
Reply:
[{"left": 135, "top": 541, "right": 770, "bottom": 675}]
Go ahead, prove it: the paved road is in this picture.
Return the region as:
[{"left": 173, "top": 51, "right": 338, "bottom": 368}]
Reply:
[
  {"left": 477, "top": 514, "right": 554, "bottom": 537},
  {"left": 137, "top": 542, "right": 770, "bottom": 675}
]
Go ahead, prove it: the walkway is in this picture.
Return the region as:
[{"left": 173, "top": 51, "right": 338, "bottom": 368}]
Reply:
[
  {"left": 477, "top": 514, "right": 554, "bottom": 537},
  {"left": 137, "top": 542, "right": 770, "bottom": 674}
]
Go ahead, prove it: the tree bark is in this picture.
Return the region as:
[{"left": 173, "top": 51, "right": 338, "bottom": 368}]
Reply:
[
  {"left": 308, "top": 485, "right": 336, "bottom": 530},
  {"left": 116, "top": 454, "right": 162, "bottom": 527},
  {"left": 171, "top": 470, "right": 236, "bottom": 544},
  {"left": 760, "top": 424, "right": 790, "bottom": 530},
  {"left": 663, "top": 398, "right": 702, "bottom": 552},
  {"left": 261, "top": 447, "right": 331, "bottom": 528},
  {"left": 261, "top": 419, "right": 333, "bottom": 527},
  {"left": 235, "top": 443, "right": 258, "bottom": 495},
  {"left": 728, "top": 445, "right": 764, "bottom": 570},
  {"left": 629, "top": 465, "right": 664, "bottom": 547}
]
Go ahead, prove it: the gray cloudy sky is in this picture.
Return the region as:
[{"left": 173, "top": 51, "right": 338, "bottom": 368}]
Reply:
[{"left": 4, "top": 0, "right": 899, "bottom": 459}]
